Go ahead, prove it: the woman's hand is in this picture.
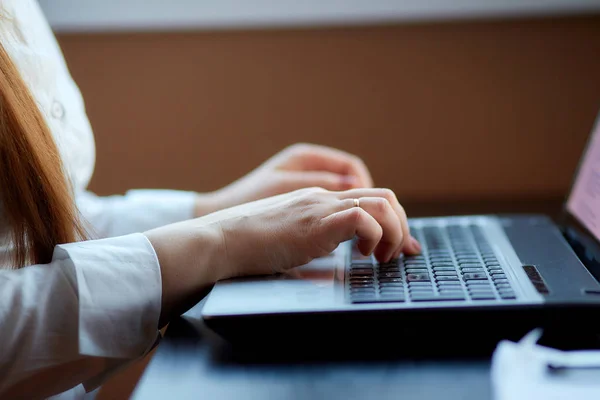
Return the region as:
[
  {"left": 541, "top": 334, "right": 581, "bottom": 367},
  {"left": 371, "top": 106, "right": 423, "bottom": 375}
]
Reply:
[
  {"left": 194, "top": 143, "right": 374, "bottom": 216},
  {"left": 207, "top": 187, "right": 420, "bottom": 278},
  {"left": 145, "top": 187, "right": 420, "bottom": 326}
]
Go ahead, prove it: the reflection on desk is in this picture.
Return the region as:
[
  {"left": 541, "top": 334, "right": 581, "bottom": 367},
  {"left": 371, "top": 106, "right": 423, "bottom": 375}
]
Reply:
[{"left": 132, "top": 308, "right": 492, "bottom": 400}]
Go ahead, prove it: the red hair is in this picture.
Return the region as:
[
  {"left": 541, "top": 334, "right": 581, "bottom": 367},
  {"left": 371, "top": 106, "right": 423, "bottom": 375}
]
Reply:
[{"left": 0, "top": 42, "right": 86, "bottom": 267}]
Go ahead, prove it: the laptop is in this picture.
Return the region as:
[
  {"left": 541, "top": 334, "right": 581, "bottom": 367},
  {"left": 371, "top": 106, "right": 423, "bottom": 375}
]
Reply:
[{"left": 201, "top": 112, "right": 600, "bottom": 348}]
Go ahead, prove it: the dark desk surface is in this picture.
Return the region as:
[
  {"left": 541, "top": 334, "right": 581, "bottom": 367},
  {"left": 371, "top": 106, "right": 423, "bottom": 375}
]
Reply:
[{"left": 131, "top": 197, "right": 563, "bottom": 400}]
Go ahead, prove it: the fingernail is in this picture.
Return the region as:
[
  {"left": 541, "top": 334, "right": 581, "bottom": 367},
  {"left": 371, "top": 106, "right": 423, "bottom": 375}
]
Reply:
[{"left": 410, "top": 237, "right": 422, "bottom": 253}]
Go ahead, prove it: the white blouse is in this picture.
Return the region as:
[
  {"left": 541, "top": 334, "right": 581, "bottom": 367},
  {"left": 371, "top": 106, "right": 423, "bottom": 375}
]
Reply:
[{"left": 0, "top": 0, "right": 198, "bottom": 398}]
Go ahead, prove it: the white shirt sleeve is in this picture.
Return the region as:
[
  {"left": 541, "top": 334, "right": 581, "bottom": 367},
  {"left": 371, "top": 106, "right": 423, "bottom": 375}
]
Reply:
[
  {"left": 76, "top": 189, "right": 197, "bottom": 238},
  {"left": 0, "top": 233, "right": 162, "bottom": 397}
]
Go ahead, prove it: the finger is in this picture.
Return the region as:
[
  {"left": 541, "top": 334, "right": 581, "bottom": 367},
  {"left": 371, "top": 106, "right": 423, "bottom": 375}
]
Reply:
[
  {"left": 284, "top": 144, "right": 374, "bottom": 188},
  {"left": 277, "top": 171, "right": 357, "bottom": 192},
  {"left": 336, "top": 188, "right": 420, "bottom": 255},
  {"left": 319, "top": 207, "right": 382, "bottom": 257},
  {"left": 350, "top": 197, "right": 404, "bottom": 262}
]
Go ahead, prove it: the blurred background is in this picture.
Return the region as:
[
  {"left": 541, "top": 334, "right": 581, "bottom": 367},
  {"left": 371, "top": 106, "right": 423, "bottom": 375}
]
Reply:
[
  {"left": 38, "top": 0, "right": 600, "bottom": 212},
  {"left": 37, "top": 0, "right": 600, "bottom": 397}
]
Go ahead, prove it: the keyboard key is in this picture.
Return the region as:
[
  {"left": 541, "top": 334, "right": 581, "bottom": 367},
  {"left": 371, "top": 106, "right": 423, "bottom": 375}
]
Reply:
[
  {"left": 404, "top": 258, "right": 426, "bottom": 263},
  {"left": 410, "top": 290, "right": 435, "bottom": 295},
  {"left": 407, "top": 273, "right": 430, "bottom": 282},
  {"left": 350, "top": 282, "right": 375, "bottom": 288},
  {"left": 432, "top": 266, "right": 456, "bottom": 272},
  {"left": 436, "top": 276, "right": 460, "bottom": 281},
  {"left": 457, "top": 257, "right": 480, "bottom": 263},
  {"left": 379, "top": 285, "right": 404, "bottom": 293},
  {"left": 463, "top": 273, "right": 488, "bottom": 281},
  {"left": 404, "top": 261, "right": 427, "bottom": 267},
  {"left": 459, "top": 263, "right": 484, "bottom": 268},
  {"left": 409, "top": 288, "right": 434, "bottom": 293},
  {"left": 437, "top": 281, "right": 462, "bottom": 286},
  {"left": 350, "top": 275, "right": 375, "bottom": 281},
  {"left": 487, "top": 268, "right": 503, "bottom": 274},
  {"left": 379, "top": 269, "right": 401, "bottom": 275},
  {"left": 405, "top": 268, "right": 428, "bottom": 274},
  {"left": 455, "top": 251, "right": 477, "bottom": 256},
  {"left": 409, "top": 283, "right": 434, "bottom": 289},
  {"left": 430, "top": 257, "right": 453, "bottom": 263},
  {"left": 439, "top": 286, "right": 465, "bottom": 292},
  {"left": 499, "top": 292, "right": 516, "bottom": 299},
  {"left": 379, "top": 272, "right": 402, "bottom": 278},
  {"left": 380, "top": 278, "right": 403, "bottom": 284},
  {"left": 460, "top": 267, "right": 485, "bottom": 273},
  {"left": 404, "top": 262, "right": 426, "bottom": 267},
  {"left": 409, "top": 282, "right": 433, "bottom": 287},
  {"left": 380, "top": 284, "right": 404, "bottom": 290},
  {"left": 379, "top": 277, "right": 403, "bottom": 283},
  {"left": 471, "top": 293, "right": 496, "bottom": 300},
  {"left": 349, "top": 276, "right": 374, "bottom": 281},
  {"left": 497, "top": 288, "right": 514, "bottom": 295},
  {"left": 439, "top": 290, "right": 466, "bottom": 297},
  {"left": 434, "top": 271, "right": 458, "bottom": 276},
  {"left": 350, "top": 283, "right": 374, "bottom": 288},
  {"left": 491, "top": 273, "right": 507, "bottom": 280},
  {"left": 350, "top": 286, "right": 376, "bottom": 292},
  {"left": 494, "top": 278, "right": 509, "bottom": 284},
  {"left": 467, "top": 285, "right": 492, "bottom": 291},
  {"left": 350, "top": 269, "right": 374, "bottom": 276},
  {"left": 469, "top": 290, "right": 496, "bottom": 298},
  {"left": 494, "top": 283, "right": 512, "bottom": 289},
  {"left": 381, "top": 289, "right": 405, "bottom": 296},
  {"left": 432, "top": 262, "right": 455, "bottom": 268},
  {"left": 350, "top": 273, "right": 374, "bottom": 279}
]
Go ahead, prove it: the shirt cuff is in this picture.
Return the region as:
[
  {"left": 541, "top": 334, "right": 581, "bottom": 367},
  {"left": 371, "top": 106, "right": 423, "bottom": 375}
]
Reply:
[
  {"left": 76, "top": 189, "right": 197, "bottom": 238},
  {"left": 123, "top": 189, "right": 197, "bottom": 228},
  {"left": 53, "top": 233, "right": 162, "bottom": 359}
]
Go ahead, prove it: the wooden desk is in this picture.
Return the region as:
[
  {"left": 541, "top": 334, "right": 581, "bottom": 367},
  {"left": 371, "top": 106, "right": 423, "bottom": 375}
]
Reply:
[{"left": 131, "top": 197, "right": 563, "bottom": 400}]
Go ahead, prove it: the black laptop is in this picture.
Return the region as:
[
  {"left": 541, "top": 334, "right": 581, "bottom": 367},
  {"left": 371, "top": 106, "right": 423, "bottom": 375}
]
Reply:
[{"left": 201, "top": 112, "right": 600, "bottom": 348}]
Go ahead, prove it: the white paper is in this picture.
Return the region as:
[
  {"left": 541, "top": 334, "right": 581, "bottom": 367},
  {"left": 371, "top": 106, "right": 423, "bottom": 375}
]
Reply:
[{"left": 491, "top": 329, "right": 600, "bottom": 400}]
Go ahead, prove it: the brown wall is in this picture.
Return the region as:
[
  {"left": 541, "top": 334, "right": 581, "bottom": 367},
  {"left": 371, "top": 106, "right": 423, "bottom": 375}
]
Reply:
[{"left": 57, "top": 15, "right": 600, "bottom": 203}]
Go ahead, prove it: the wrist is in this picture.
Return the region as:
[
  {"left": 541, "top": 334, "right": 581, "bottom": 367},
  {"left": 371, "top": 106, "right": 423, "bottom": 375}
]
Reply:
[
  {"left": 144, "top": 220, "right": 229, "bottom": 325},
  {"left": 193, "top": 192, "right": 221, "bottom": 217}
]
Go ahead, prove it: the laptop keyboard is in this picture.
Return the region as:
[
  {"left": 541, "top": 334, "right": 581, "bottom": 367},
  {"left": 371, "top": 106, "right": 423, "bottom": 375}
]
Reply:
[{"left": 347, "top": 224, "right": 517, "bottom": 304}]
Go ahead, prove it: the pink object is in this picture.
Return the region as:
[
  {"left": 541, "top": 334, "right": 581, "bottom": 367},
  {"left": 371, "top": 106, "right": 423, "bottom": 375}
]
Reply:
[{"left": 567, "top": 121, "right": 600, "bottom": 240}]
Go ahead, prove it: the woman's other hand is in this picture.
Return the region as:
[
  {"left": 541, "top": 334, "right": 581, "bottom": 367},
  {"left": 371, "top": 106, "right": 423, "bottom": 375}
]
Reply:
[
  {"left": 194, "top": 143, "right": 374, "bottom": 216},
  {"left": 145, "top": 187, "right": 420, "bottom": 325}
]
